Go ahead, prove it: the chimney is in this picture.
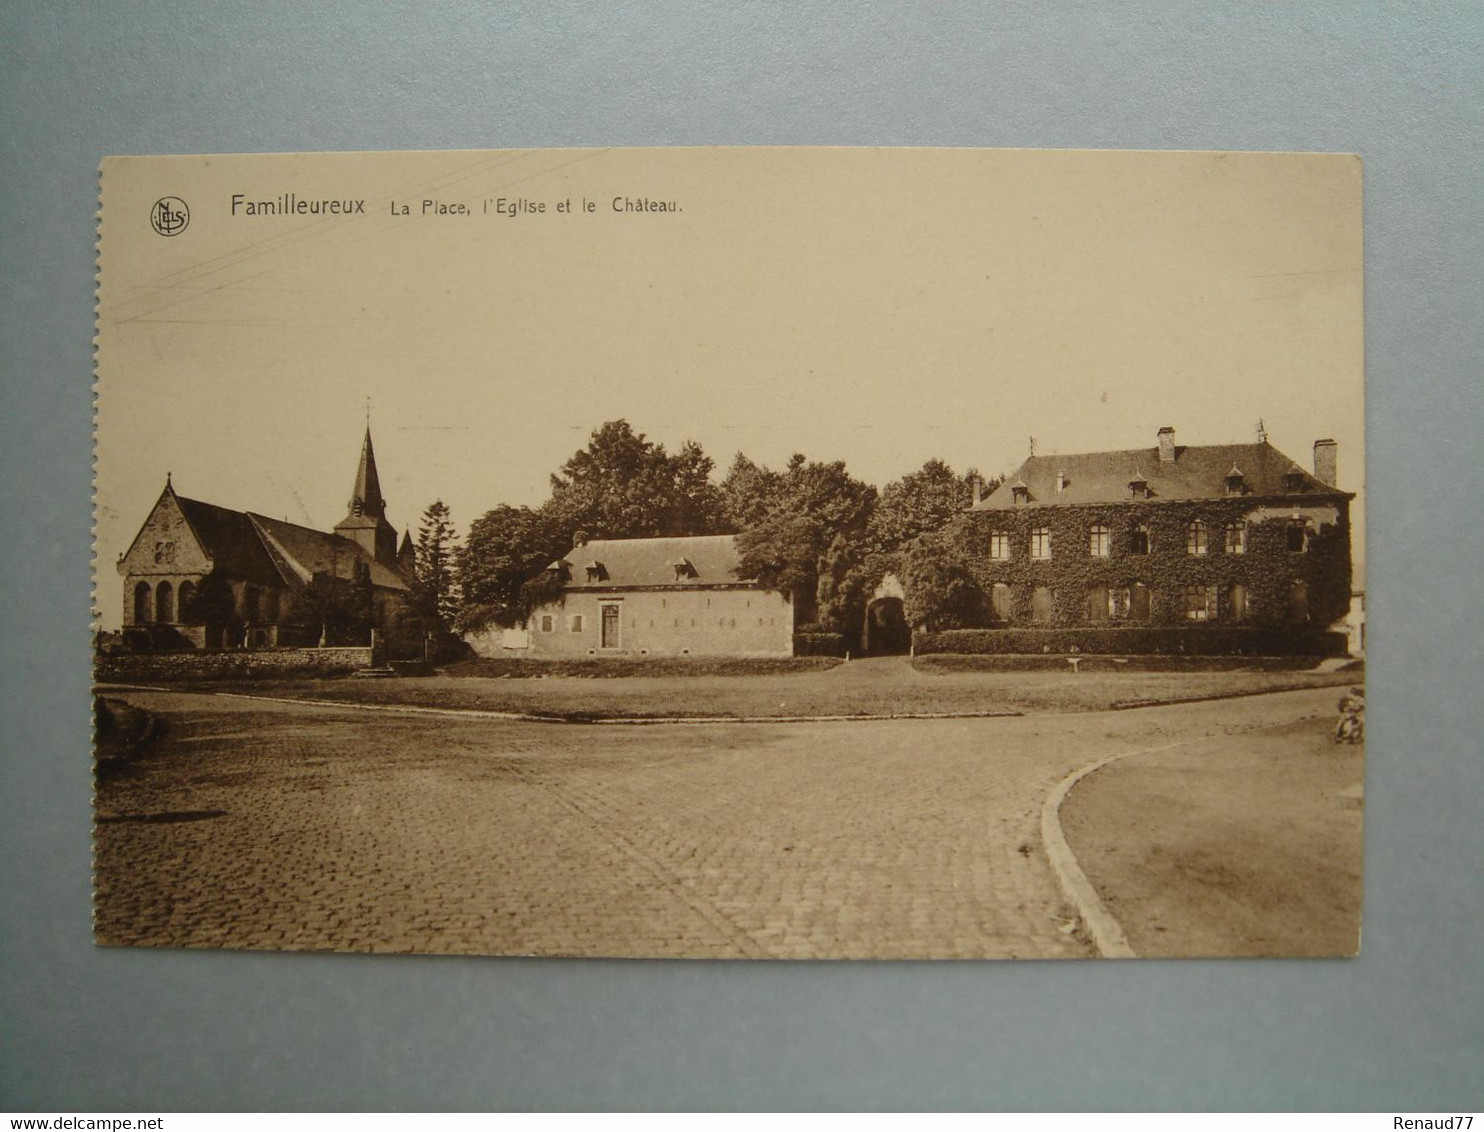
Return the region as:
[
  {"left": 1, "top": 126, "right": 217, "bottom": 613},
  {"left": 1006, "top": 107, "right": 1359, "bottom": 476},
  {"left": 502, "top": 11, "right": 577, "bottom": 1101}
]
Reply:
[
  {"left": 1313, "top": 439, "right": 1338, "bottom": 486},
  {"left": 1157, "top": 426, "right": 1176, "bottom": 464},
  {"left": 971, "top": 476, "right": 983, "bottom": 507}
]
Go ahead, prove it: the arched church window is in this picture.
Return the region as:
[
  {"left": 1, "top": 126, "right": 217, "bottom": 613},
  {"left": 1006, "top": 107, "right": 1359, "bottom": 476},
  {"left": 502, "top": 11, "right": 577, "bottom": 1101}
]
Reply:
[
  {"left": 177, "top": 580, "right": 195, "bottom": 620},
  {"left": 133, "top": 581, "right": 152, "bottom": 624},
  {"left": 156, "top": 581, "right": 174, "bottom": 623}
]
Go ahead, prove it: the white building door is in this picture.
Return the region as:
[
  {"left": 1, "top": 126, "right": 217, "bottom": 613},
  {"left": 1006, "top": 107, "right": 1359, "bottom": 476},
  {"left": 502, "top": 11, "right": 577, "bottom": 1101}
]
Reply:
[{"left": 601, "top": 603, "right": 621, "bottom": 649}]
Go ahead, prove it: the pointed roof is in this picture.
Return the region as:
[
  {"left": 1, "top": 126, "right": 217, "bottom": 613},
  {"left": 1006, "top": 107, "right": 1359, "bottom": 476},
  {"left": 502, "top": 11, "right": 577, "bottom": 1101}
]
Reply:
[
  {"left": 173, "top": 494, "right": 289, "bottom": 588},
  {"left": 345, "top": 427, "right": 387, "bottom": 522}
]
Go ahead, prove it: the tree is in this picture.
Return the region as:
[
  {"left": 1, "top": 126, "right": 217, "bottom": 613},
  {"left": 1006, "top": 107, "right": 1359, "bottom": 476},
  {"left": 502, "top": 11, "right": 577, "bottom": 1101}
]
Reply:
[
  {"left": 288, "top": 564, "right": 372, "bottom": 646},
  {"left": 866, "top": 460, "right": 991, "bottom": 552},
  {"left": 458, "top": 421, "right": 729, "bottom": 630},
  {"left": 414, "top": 500, "right": 460, "bottom": 630},
  {"left": 720, "top": 452, "right": 786, "bottom": 530},
  {"left": 546, "top": 419, "right": 728, "bottom": 540},
  {"left": 668, "top": 439, "right": 729, "bottom": 536},
  {"left": 180, "top": 569, "right": 240, "bottom": 647},
  {"left": 456, "top": 504, "right": 567, "bottom": 630},
  {"left": 731, "top": 453, "right": 877, "bottom": 632},
  {"left": 898, "top": 520, "right": 987, "bottom": 630}
]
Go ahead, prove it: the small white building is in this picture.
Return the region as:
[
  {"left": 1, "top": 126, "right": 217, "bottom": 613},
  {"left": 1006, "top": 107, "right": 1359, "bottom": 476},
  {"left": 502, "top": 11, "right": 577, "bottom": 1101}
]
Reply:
[{"left": 526, "top": 534, "right": 794, "bottom": 658}]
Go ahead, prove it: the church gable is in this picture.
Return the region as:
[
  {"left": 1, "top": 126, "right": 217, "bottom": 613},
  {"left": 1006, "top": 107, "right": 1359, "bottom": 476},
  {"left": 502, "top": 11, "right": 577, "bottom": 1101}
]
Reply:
[{"left": 117, "top": 487, "right": 213, "bottom": 578}]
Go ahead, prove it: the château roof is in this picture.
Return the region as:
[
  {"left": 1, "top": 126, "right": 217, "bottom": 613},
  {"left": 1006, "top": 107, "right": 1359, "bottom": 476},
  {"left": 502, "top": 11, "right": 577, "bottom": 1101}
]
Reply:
[
  {"left": 974, "top": 440, "right": 1349, "bottom": 510},
  {"left": 550, "top": 534, "right": 754, "bottom": 589}
]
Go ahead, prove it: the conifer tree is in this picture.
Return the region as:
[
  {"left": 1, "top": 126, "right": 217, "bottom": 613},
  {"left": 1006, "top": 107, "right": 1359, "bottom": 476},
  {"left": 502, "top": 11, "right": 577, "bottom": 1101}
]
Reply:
[{"left": 415, "top": 500, "right": 460, "bottom": 630}]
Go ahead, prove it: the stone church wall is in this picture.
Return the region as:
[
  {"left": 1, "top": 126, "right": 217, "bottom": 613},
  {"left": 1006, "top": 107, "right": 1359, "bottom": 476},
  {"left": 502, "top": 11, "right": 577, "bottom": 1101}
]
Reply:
[{"left": 96, "top": 646, "right": 376, "bottom": 682}]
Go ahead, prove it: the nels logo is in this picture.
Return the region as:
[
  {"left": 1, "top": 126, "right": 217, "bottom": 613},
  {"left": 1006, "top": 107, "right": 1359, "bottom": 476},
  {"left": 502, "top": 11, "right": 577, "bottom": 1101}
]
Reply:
[{"left": 150, "top": 196, "right": 190, "bottom": 237}]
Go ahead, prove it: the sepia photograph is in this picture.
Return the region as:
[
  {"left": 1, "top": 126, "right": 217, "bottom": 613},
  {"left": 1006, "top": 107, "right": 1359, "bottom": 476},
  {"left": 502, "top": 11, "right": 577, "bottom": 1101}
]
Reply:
[{"left": 93, "top": 146, "right": 1365, "bottom": 960}]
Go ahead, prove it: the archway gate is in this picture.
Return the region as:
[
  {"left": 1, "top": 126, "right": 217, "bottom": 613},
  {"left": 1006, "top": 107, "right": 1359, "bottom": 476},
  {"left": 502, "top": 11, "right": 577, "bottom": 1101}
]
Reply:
[{"left": 862, "top": 574, "right": 911, "bottom": 656}]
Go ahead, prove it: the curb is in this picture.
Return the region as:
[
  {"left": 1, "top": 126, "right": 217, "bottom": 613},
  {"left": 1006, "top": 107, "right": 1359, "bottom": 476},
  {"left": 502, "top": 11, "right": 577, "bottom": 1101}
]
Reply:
[
  {"left": 1040, "top": 754, "right": 1138, "bottom": 959},
  {"left": 1038, "top": 735, "right": 1199, "bottom": 959}
]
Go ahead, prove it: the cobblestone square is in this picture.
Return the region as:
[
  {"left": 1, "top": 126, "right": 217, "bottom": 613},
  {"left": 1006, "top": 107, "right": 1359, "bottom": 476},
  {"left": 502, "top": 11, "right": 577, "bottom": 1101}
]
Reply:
[{"left": 93, "top": 685, "right": 1349, "bottom": 959}]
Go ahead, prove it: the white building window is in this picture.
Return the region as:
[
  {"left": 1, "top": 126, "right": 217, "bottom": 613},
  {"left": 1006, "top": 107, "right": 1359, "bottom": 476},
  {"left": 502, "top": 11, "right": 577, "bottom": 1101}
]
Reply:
[
  {"left": 1030, "top": 528, "right": 1052, "bottom": 560},
  {"left": 568, "top": 614, "right": 584, "bottom": 632},
  {"left": 988, "top": 532, "right": 1010, "bottom": 560},
  {"left": 1224, "top": 522, "right": 1247, "bottom": 554}
]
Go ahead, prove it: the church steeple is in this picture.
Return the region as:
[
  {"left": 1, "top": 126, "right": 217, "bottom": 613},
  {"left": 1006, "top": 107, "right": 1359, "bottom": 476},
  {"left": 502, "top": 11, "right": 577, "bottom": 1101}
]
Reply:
[
  {"left": 347, "top": 426, "right": 387, "bottom": 520},
  {"left": 334, "top": 424, "right": 398, "bottom": 564}
]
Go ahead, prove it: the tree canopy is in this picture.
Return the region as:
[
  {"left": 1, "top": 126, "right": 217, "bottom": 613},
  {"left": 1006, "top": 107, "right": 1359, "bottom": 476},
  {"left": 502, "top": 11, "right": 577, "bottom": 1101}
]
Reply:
[
  {"left": 456, "top": 417, "right": 1001, "bottom": 644},
  {"left": 458, "top": 421, "right": 730, "bottom": 630}
]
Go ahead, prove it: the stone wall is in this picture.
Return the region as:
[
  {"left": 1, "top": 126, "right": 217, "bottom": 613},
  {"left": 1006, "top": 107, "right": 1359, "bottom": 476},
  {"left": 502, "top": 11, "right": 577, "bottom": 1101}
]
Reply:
[{"left": 96, "top": 646, "right": 376, "bottom": 683}]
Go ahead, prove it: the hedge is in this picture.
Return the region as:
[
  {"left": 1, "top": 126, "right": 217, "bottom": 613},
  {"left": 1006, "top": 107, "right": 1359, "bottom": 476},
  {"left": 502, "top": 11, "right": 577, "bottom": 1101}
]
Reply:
[
  {"left": 912, "top": 626, "right": 1348, "bottom": 657},
  {"left": 793, "top": 632, "right": 848, "bottom": 657}
]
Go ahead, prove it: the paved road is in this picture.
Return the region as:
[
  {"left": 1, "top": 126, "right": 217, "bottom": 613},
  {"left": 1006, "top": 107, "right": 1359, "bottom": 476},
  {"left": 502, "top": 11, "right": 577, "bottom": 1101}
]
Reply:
[{"left": 93, "top": 685, "right": 1340, "bottom": 959}]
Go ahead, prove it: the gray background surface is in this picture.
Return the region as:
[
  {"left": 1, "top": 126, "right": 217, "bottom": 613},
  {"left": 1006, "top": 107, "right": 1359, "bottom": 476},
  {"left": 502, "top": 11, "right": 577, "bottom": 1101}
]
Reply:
[{"left": 2, "top": 1, "right": 1480, "bottom": 1112}]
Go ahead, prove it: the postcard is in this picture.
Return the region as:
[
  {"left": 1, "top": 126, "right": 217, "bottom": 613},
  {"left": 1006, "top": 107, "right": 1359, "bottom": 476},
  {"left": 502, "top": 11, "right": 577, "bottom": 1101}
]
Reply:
[{"left": 94, "top": 147, "right": 1364, "bottom": 958}]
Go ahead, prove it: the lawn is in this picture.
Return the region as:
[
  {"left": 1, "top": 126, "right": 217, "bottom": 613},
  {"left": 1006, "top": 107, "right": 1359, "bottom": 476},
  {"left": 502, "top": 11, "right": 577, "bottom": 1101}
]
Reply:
[
  {"left": 1058, "top": 713, "right": 1364, "bottom": 957},
  {"left": 189, "top": 659, "right": 1361, "bottom": 720}
]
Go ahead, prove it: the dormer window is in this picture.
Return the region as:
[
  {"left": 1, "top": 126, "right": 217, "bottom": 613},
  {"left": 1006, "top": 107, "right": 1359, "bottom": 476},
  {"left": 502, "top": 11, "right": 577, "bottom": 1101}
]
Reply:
[
  {"left": 584, "top": 560, "right": 607, "bottom": 582},
  {"left": 1284, "top": 468, "right": 1307, "bottom": 493},
  {"left": 1225, "top": 465, "right": 1246, "bottom": 495},
  {"left": 1128, "top": 477, "right": 1150, "bottom": 500},
  {"left": 670, "top": 557, "right": 697, "bottom": 581},
  {"left": 1011, "top": 481, "right": 1030, "bottom": 506}
]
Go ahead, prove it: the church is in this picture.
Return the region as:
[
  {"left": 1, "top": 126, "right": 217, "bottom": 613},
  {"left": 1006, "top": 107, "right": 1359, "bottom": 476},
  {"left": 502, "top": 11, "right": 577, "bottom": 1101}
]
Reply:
[{"left": 115, "top": 428, "right": 416, "bottom": 650}]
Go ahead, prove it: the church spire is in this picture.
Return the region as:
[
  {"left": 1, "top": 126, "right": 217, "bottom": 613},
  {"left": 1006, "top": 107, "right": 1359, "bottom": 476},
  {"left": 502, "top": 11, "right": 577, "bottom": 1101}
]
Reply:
[
  {"left": 348, "top": 426, "right": 387, "bottom": 520},
  {"left": 335, "top": 423, "right": 398, "bottom": 565}
]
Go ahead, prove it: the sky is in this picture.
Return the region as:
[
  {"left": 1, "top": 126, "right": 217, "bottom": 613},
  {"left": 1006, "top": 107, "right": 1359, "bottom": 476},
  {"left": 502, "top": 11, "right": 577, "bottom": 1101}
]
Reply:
[{"left": 95, "top": 147, "right": 1364, "bottom": 627}]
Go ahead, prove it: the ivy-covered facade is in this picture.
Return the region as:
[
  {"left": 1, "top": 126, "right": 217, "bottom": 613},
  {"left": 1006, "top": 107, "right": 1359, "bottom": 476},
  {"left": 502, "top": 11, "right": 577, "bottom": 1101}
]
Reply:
[{"left": 960, "top": 428, "right": 1354, "bottom": 651}]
